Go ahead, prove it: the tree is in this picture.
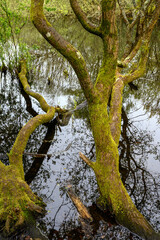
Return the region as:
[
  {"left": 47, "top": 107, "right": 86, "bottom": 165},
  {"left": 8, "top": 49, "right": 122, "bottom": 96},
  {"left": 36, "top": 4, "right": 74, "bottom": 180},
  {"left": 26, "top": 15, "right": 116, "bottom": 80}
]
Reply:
[
  {"left": 30, "top": 0, "right": 160, "bottom": 239},
  {"left": 0, "top": 0, "right": 160, "bottom": 239}
]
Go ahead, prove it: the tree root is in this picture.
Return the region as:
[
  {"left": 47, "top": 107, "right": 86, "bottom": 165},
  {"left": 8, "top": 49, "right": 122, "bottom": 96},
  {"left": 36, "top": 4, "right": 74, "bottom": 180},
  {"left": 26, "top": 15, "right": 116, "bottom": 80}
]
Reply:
[{"left": 0, "top": 165, "right": 45, "bottom": 235}]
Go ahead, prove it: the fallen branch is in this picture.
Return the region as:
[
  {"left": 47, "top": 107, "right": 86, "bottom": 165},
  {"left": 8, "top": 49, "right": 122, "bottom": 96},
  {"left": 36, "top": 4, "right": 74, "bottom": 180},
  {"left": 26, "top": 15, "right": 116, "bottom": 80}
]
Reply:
[{"left": 66, "top": 184, "right": 93, "bottom": 239}]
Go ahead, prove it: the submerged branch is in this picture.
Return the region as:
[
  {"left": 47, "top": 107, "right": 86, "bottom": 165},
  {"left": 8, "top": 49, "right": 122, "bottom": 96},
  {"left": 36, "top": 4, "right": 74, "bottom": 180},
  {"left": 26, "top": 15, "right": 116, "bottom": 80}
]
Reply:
[
  {"left": 67, "top": 184, "right": 93, "bottom": 222},
  {"left": 66, "top": 184, "right": 93, "bottom": 238}
]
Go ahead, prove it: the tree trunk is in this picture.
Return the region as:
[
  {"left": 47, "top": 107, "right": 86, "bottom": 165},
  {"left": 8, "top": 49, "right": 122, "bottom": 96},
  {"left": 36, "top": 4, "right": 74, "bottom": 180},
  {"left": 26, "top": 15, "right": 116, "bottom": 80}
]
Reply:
[
  {"left": 0, "top": 162, "right": 44, "bottom": 236},
  {"left": 30, "top": 0, "right": 160, "bottom": 239},
  {"left": 88, "top": 103, "right": 160, "bottom": 240}
]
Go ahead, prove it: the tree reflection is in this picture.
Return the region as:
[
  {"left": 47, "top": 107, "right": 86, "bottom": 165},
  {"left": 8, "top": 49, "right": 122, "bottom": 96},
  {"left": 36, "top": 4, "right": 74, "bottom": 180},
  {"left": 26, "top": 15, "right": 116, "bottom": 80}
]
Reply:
[
  {"left": 1, "top": 69, "right": 159, "bottom": 239},
  {"left": 119, "top": 109, "right": 159, "bottom": 215},
  {"left": 33, "top": 105, "right": 159, "bottom": 239}
]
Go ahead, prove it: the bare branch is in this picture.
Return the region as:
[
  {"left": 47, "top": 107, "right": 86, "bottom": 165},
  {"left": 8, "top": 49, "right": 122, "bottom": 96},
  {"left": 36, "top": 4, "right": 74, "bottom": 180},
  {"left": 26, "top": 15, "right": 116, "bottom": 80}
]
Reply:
[
  {"left": 119, "top": 0, "right": 155, "bottom": 61},
  {"left": 69, "top": 0, "right": 102, "bottom": 37},
  {"left": 123, "top": 38, "right": 142, "bottom": 65},
  {"left": 121, "top": 1, "right": 160, "bottom": 75},
  {"left": 132, "top": 0, "right": 136, "bottom": 8},
  {"left": 129, "top": 12, "right": 141, "bottom": 30}
]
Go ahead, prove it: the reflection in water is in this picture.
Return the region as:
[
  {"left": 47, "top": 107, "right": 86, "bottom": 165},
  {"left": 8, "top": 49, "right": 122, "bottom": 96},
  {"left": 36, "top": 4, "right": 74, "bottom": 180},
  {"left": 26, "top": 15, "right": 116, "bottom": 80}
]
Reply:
[{"left": 0, "top": 18, "right": 160, "bottom": 239}]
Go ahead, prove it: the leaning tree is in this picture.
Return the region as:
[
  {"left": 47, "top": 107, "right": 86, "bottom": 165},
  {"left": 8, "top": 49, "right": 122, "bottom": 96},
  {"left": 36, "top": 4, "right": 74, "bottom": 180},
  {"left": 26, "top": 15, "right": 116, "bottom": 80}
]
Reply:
[{"left": 0, "top": 0, "right": 160, "bottom": 239}]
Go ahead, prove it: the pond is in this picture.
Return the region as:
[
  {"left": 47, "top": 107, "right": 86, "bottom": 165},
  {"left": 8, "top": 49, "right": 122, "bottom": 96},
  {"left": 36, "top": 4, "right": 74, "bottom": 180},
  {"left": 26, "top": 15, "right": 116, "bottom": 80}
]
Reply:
[{"left": 0, "top": 17, "right": 160, "bottom": 240}]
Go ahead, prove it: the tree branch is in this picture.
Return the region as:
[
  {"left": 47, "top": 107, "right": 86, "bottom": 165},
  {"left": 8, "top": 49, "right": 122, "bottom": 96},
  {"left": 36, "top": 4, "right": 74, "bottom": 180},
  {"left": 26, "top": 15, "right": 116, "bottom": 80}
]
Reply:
[
  {"left": 66, "top": 184, "right": 93, "bottom": 221},
  {"left": 9, "top": 60, "right": 55, "bottom": 179},
  {"left": 79, "top": 152, "right": 95, "bottom": 169},
  {"left": 144, "top": 0, "right": 160, "bottom": 38},
  {"left": 123, "top": 38, "right": 142, "bottom": 65},
  {"left": 0, "top": 160, "right": 6, "bottom": 169},
  {"left": 31, "top": 0, "right": 95, "bottom": 102},
  {"left": 101, "top": 0, "right": 117, "bottom": 36},
  {"left": 69, "top": 0, "right": 102, "bottom": 37},
  {"left": 119, "top": 0, "right": 155, "bottom": 63},
  {"left": 117, "top": 0, "right": 130, "bottom": 26},
  {"left": 122, "top": 43, "right": 149, "bottom": 84}
]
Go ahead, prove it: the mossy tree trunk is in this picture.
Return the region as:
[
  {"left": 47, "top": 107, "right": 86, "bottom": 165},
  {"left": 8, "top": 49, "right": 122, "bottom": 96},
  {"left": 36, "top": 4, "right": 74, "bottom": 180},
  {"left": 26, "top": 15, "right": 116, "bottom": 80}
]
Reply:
[
  {"left": 30, "top": 0, "right": 160, "bottom": 239},
  {"left": 0, "top": 60, "right": 57, "bottom": 236}
]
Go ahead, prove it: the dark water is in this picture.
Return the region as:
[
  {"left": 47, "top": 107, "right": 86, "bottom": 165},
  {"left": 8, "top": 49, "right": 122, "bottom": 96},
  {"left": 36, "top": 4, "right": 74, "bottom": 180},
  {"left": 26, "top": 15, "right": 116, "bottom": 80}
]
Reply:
[{"left": 0, "top": 18, "right": 160, "bottom": 240}]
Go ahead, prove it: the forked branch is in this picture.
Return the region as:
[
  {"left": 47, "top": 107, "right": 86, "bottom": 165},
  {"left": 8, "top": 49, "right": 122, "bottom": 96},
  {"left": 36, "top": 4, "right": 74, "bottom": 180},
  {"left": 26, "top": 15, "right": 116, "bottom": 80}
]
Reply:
[{"left": 119, "top": 0, "right": 158, "bottom": 64}]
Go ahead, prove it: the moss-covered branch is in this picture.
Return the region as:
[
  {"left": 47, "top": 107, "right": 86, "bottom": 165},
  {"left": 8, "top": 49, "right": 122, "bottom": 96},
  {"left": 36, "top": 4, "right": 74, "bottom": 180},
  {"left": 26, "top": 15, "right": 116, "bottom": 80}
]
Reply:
[
  {"left": 110, "top": 41, "right": 149, "bottom": 144},
  {"left": 18, "top": 60, "right": 52, "bottom": 113},
  {"left": 100, "top": 0, "right": 117, "bottom": 36},
  {"left": 8, "top": 60, "right": 55, "bottom": 179},
  {"left": 122, "top": 41, "right": 149, "bottom": 85},
  {"left": 30, "top": 0, "right": 95, "bottom": 101},
  {"left": 69, "top": 0, "right": 101, "bottom": 37}
]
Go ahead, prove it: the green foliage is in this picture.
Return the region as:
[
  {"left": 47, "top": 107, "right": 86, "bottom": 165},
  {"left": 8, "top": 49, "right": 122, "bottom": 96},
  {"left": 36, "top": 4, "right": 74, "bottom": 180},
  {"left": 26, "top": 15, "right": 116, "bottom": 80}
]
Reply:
[
  {"left": 43, "top": 0, "right": 101, "bottom": 17},
  {"left": 44, "top": 6, "right": 56, "bottom": 12},
  {"left": 0, "top": 0, "right": 31, "bottom": 71}
]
